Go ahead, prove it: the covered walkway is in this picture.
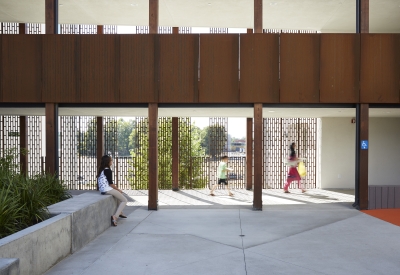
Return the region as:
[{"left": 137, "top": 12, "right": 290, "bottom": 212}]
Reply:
[{"left": 45, "top": 190, "right": 400, "bottom": 275}]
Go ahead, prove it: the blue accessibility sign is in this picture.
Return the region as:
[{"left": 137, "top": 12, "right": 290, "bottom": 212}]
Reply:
[{"left": 361, "top": 140, "right": 368, "bottom": 150}]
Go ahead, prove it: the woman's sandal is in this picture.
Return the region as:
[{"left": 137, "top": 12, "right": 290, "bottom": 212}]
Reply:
[
  {"left": 119, "top": 214, "right": 127, "bottom": 219},
  {"left": 284, "top": 190, "right": 290, "bottom": 193},
  {"left": 111, "top": 216, "right": 117, "bottom": 227}
]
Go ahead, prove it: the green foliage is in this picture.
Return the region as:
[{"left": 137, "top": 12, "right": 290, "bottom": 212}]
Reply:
[
  {"left": 117, "top": 119, "right": 136, "bottom": 157},
  {"left": 200, "top": 125, "right": 227, "bottom": 157},
  {"left": 0, "top": 149, "right": 72, "bottom": 239},
  {"left": 128, "top": 118, "right": 207, "bottom": 189}
]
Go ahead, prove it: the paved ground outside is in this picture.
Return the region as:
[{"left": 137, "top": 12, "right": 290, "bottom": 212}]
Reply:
[{"left": 46, "top": 189, "right": 400, "bottom": 275}]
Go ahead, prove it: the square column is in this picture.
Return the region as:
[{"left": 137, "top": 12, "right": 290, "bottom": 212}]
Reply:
[
  {"left": 172, "top": 117, "right": 179, "bottom": 191},
  {"left": 45, "top": 103, "right": 59, "bottom": 175},
  {"left": 246, "top": 118, "right": 253, "bottom": 190},
  {"left": 148, "top": 103, "right": 158, "bottom": 210},
  {"left": 253, "top": 103, "right": 263, "bottom": 210}
]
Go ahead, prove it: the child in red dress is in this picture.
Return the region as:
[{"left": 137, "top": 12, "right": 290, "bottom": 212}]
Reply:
[{"left": 283, "top": 143, "right": 306, "bottom": 193}]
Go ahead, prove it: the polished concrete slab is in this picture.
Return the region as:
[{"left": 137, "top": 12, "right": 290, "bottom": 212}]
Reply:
[{"left": 45, "top": 193, "right": 400, "bottom": 275}]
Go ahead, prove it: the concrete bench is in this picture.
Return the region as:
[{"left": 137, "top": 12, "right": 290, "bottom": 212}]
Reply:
[
  {"left": 0, "top": 192, "right": 117, "bottom": 275},
  {"left": 0, "top": 259, "right": 19, "bottom": 275}
]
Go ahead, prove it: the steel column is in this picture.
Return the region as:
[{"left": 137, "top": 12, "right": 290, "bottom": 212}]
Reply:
[
  {"left": 246, "top": 118, "right": 253, "bottom": 190},
  {"left": 172, "top": 117, "right": 179, "bottom": 191},
  {"left": 356, "top": 0, "right": 369, "bottom": 33},
  {"left": 254, "top": 0, "right": 263, "bottom": 33},
  {"left": 97, "top": 25, "right": 103, "bottom": 34},
  {"left": 172, "top": 27, "right": 179, "bottom": 34},
  {"left": 148, "top": 103, "right": 158, "bottom": 210},
  {"left": 19, "top": 23, "right": 26, "bottom": 34},
  {"left": 45, "top": 103, "right": 59, "bottom": 175},
  {"left": 253, "top": 104, "right": 263, "bottom": 210},
  {"left": 354, "top": 104, "right": 369, "bottom": 210},
  {"left": 96, "top": 117, "right": 104, "bottom": 190},
  {"left": 45, "top": 0, "right": 59, "bottom": 34},
  {"left": 149, "top": 0, "right": 159, "bottom": 34},
  {"left": 19, "top": 116, "right": 28, "bottom": 174}
]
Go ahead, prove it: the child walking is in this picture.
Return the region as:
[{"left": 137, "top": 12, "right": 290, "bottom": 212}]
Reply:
[{"left": 210, "top": 156, "right": 234, "bottom": 197}]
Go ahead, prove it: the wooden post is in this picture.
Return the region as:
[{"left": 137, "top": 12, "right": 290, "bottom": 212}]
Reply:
[
  {"left": 19, "top": 23, "right": 26, "bottom": 34},
  {"left": 253, "top": 104, "right": 263, "bottom": 210},
  {"left": 254, "top": 0, "right": 263, "bottom": 33},
  {"left": 96, "top": 117, "right": 104, "bottom": 190},
  {"left": 246, "top": 118, "right": 253, "bottom": 190},
  {"left": 45, "top": 103, "right": 59, "bottom": 175},
  {"left": 97, "top": 25, "right": 103, "bottom": 34},
  {"left": 148, "top": 103, "right": 158, "bottom": 210},
  {"left": 172, "top": 27, "right": 179, "bottom": 34},
  {"left": 172, "top": 117, "right": 179, "bottom": 191},
  {"left": 45, "top": 0, "right": 58, "bottom": 34},
  {"left": 355, "top": 104, "right": 369, "bottom": 210},
  {"left": 149, "top": 0, "right": 159, "bottom": 34},
  {"left": 19, "top": 116, "right": 28, "bottom": 175}
]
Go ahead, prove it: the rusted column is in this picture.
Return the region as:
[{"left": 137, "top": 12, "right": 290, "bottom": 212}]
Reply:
[
  {"left": 19, "top": 23, "right": 26, "bottom": 34},
  {"left": 355, "top": 104, "right": 369, "bottom": 210},
  {"left": 246, "top": 118, "right": 253, "bottom": 190},
  {"left": 45, "top": 0, "right": 58, "bottom": 34},
  {"left": 253, "top": 104, "right": 263, "bottom": 210},
  {"left": 97, "top": 25, "right": 103, "bottom": 34},
  {"left": 172, "top": 117, "right": 179, "bottom": 191},
  {"left": 45, "top": 103, "right": 59, "bottom": 175},
  {"left": 357, "top": 0, "right": 369, "bottom": 33},
  {"left": 148, "top": 103, "right": 158, "bottom": 210},
  {"left": 254, "top": 0, "right": 263, "bottom": 33},
  {"left": 19, "top": 116, "right": 28, "bottom": 175},
  {"left": 172, "top": 27, "right": 179, "bottom": 34},
  {"left": 96, "top": 117, "right": 104, "bottom": 190},
  {"left": 149, "top": 0, "right": 159, "bottom": 34}
]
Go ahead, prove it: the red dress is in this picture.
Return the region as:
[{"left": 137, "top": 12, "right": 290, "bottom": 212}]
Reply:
[{"left": 287, "top": 156, "right": 300, "bottom": 181}]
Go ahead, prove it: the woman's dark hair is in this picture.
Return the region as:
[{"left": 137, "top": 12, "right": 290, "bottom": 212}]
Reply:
[
  {"left": 289, "top": 142, "right": 296, "bottom": 158},
  {"left": 97, "top": 155, "right": 112, "bottom": 178}
]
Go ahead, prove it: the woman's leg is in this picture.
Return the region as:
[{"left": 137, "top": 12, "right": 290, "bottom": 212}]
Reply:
[
  {"left": 107, "top": 189, "right": 128, "bottom": 219},
  {"left": 284, "top": 178, "right": 292, "bottom": 191}
]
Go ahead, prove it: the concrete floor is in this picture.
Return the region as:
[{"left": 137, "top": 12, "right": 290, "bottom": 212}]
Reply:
[{"left": 45, "top": 189, "right": 400, "bottom": 275}]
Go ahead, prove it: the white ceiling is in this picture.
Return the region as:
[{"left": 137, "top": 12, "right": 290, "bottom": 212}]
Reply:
[
  {"left": 1, "top": 107, "right": 400, "bottom": 118},
  {"left": 0, "top": 0, "right": 399, "bottom": 33}
]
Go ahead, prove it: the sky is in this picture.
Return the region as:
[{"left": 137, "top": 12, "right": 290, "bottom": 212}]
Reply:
[{"left": 192, "top": 117, "right": 246, "bottom": 139}]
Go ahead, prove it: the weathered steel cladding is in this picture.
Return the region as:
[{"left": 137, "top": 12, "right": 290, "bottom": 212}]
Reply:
[
  {"left": 42, "top": 35, "right": 78, "bottom": 102},
  {"left": 240, "top": 34, "right": 279, "bottom": 103},
  {"left": 159, "top": 34, "right": 198, "bottom": 103},
  {"left": 2, "top": 35, "right": 42, "bottom": 102},
  {"left": 320, "top": 34, "right": 360, "bottom": 103},
  {"left": 360, "top": 34, "right": 400, "bottom": 103},
  {"left": 0, "top": 34, "right": 399, "bottom": 104},
  {"left": 280, "top": 34, "right": 320, "bottom": 103},
  {"left": 199, "top": 34, "right": 239, "bottom": 103},
  {"left": 120, "top": 35, "right": 156, "bottom": 103}
]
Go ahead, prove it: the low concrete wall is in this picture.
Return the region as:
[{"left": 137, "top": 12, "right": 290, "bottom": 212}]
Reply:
[
  {"left": 369, "top": 185, "right": 400, "bottom": 209},
  {"left": 48, "top": 193, "right": 117, "bottom": 253},
  {"left": 0, "top": 214, "right": 71, "bottom": 275},
  {"left": 0, "top": 193, "right": 117, "bottom": 275},
  {"left": 0, "top": 259, "right": 19, "bottom": 275}
]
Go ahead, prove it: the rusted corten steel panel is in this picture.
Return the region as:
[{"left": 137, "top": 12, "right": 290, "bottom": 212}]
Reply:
[
  {"left": 320, "top": 34, "right": 360, "bottom": 103},
  {"left": 1, "top": 35, "right": 42, "bottom": 102},
  {"left": 159, "top": 34, "right": 199, "bottom": 103},
  {"left": 280, "top": 34, "right": 320, "bottom": 103},
  {"left": 120, "top": 35, "right": 156, "bottom": 103},
  {"left": 42, "top": 35, "right": 78, "bottom": 102},
  {"left": 79, "top": 35, "right": 119, "bottom": 103},
  {"left": 199, "top": 34, "right": 239, "bottom": 103},
  {"left": 240, "top": 34, "right": 279, "bottom": 103},
  {"left": 360, "top": 34, "right": 400, "bottom": 103}
]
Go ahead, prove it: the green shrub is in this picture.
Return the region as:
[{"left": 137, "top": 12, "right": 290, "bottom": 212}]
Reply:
[{"left": 0, "top": 148, "right": 71, "bottom": 239}]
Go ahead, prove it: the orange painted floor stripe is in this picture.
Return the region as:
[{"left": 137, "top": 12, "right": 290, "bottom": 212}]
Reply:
[{"left": 361, "top": 209, "right": 400, "bottom": 227}]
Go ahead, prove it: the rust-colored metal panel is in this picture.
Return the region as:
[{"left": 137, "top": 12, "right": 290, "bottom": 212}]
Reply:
[
  {"left": 199, "top": 34, "right": 239, "bottom": 103},
  {"left": 159, "top": 35, "right": 198, "bottom": 103},
  {"left": 0, "top": 35, "right": 2, "bottom": 101},
  {"left": 240, "top": 34, "right": 279, "bottom": 103},
  {"left": 79, "top": 35, "right": 119, "bottom": 103},
  {"left": 280, "top": 34, "right": 320, "bottom": 103},
  {"left": 120, "top": 35, "right": 156, "bottom": 103},
  {"left": 320, "top": 34, "right": 360, "bottom": 103},
  {"left": 2, "top": 35, "right": 42, "bottom": 102},
  {"left": 360, "top": 34, "right": 400, "bottom": 103},
  {"left": 42, "top": 35, "right": 78, "bottom": 102}
]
